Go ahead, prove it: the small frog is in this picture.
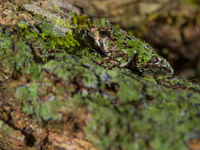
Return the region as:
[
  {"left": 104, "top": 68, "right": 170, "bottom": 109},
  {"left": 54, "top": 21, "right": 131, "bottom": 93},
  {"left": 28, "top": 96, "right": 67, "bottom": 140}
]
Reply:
[{"left": 88, "top": 24, "right": 174, "bottom": 76}]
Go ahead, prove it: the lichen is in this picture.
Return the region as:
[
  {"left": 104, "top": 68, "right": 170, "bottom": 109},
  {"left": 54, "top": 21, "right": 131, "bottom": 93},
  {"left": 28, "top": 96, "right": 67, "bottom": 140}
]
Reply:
[
  {"left": 15, "top": 82, "right": 70, "bottom": 121},
  {"left": 14, "top": 53, "right": 200, "bottom": 150}
]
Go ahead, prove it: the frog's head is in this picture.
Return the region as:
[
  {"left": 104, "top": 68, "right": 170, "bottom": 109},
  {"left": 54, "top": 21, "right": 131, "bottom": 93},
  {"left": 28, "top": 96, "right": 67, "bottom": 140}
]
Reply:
[
  {"left": 137, "top": 55, "right": 174, "bottom": 76},
  {"left": 88, "top": 25, "right": 109, "bottom": 41},
  {"left": 87, "top": 25, "right": 112, "bottom": 53}
]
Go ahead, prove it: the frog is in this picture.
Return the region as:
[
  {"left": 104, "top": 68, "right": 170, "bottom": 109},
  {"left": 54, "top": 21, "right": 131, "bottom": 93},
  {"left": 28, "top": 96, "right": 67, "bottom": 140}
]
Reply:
[{"left": 87, "top": 23, "right": 174, "bottom": 76}]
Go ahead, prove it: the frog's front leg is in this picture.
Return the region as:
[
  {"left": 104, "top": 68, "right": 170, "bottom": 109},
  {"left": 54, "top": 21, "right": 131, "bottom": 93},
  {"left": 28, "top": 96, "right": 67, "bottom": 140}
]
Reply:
[
  {"left": 119, "top": 51, "right": 146, "bottom": 75},
  {"left": 119, "top": 50, "right": 137, "bottom": 69}
]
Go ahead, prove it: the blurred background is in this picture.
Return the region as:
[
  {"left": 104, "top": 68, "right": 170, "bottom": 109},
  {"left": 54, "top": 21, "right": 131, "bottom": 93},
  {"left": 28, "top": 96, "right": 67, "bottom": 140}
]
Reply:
[{"left": 55, "top": 0, "right": 200, "bottom": 82}]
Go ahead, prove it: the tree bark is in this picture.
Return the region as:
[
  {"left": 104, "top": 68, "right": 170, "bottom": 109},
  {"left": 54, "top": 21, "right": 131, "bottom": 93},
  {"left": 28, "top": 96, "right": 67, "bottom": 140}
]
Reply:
[{"left": 0, "top": 0, "right": 200, "bottom": 150}]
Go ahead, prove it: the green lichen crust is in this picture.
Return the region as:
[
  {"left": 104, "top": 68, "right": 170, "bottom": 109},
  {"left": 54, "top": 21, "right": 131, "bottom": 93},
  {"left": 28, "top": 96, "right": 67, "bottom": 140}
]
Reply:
[
  {"left": 14, "top": 54, "right": 200, "bottom": 150},
  {"left": 0, "top": 2, "right": 200, "bottom": 150}
]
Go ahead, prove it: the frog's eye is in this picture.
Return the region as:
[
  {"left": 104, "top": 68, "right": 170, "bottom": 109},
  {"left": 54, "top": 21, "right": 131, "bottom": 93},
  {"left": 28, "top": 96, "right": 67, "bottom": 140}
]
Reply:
[
  {"left": 143, "top": 44, "right": 150, "bottom": 49},
  {"left": 151, "top": 56, "right": 159, "bottom": 63},
  {"left": 99, "top": 30, "right": 106, "bottom": 35},
  {"left": 125, "top": 35, "right": 132, "bottom": 40}
]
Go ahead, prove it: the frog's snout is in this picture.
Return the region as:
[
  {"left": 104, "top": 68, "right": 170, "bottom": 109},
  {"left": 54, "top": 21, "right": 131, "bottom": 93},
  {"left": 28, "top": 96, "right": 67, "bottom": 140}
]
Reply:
[
  {"left": 159, "top": 58, "right": 174, "bottom": 75},
  {"left": 150, "top": 56, "right": 174, "bottom": 75}
]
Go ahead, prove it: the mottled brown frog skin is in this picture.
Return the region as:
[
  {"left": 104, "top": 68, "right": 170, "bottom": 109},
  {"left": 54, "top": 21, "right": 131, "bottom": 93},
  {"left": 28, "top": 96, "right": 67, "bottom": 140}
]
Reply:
[{"left": 88, "top": 24, "right": 174, "bottom": 76}]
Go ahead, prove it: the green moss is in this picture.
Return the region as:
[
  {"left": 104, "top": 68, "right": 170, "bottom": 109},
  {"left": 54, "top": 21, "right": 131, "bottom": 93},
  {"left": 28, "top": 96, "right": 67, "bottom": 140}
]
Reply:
[
  {"left": 15, "top": 82, "right": 69, "bottom": 121},
  {"left": 0, "top": 120, "right": 19, "bottom": 136},
  {"left": 72, "top": 14, "right": 91, "bottom": 29},
  {"left": 39, "top": 97, "right": 68, "bottom": 121},
  {"left": 15, "top": 83, "right": 39, "bottom": 115},
  {"left": 39, "top": 54, "right": 200, "bottom": 150},
  {"left": 0, "top": 28, "right": 40, "bottom": 78},
  {"left": 85, "top": 83, "right": 200, "bottom": 150},
  {"left": 18, "top": 21, "right": 81, "bottom": 59}
]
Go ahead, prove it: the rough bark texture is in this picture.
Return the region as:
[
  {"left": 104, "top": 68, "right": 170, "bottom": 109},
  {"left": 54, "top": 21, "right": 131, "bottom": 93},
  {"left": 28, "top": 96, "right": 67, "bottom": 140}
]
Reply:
[{"left": 1, "top": 0, "right": 200, "bottom": 150}]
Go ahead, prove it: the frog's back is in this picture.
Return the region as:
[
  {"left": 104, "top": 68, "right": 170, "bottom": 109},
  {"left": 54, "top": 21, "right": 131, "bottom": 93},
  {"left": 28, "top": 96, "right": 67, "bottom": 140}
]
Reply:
[{"left": 88, "top": 24, "right": 174, "bottom": 76}]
